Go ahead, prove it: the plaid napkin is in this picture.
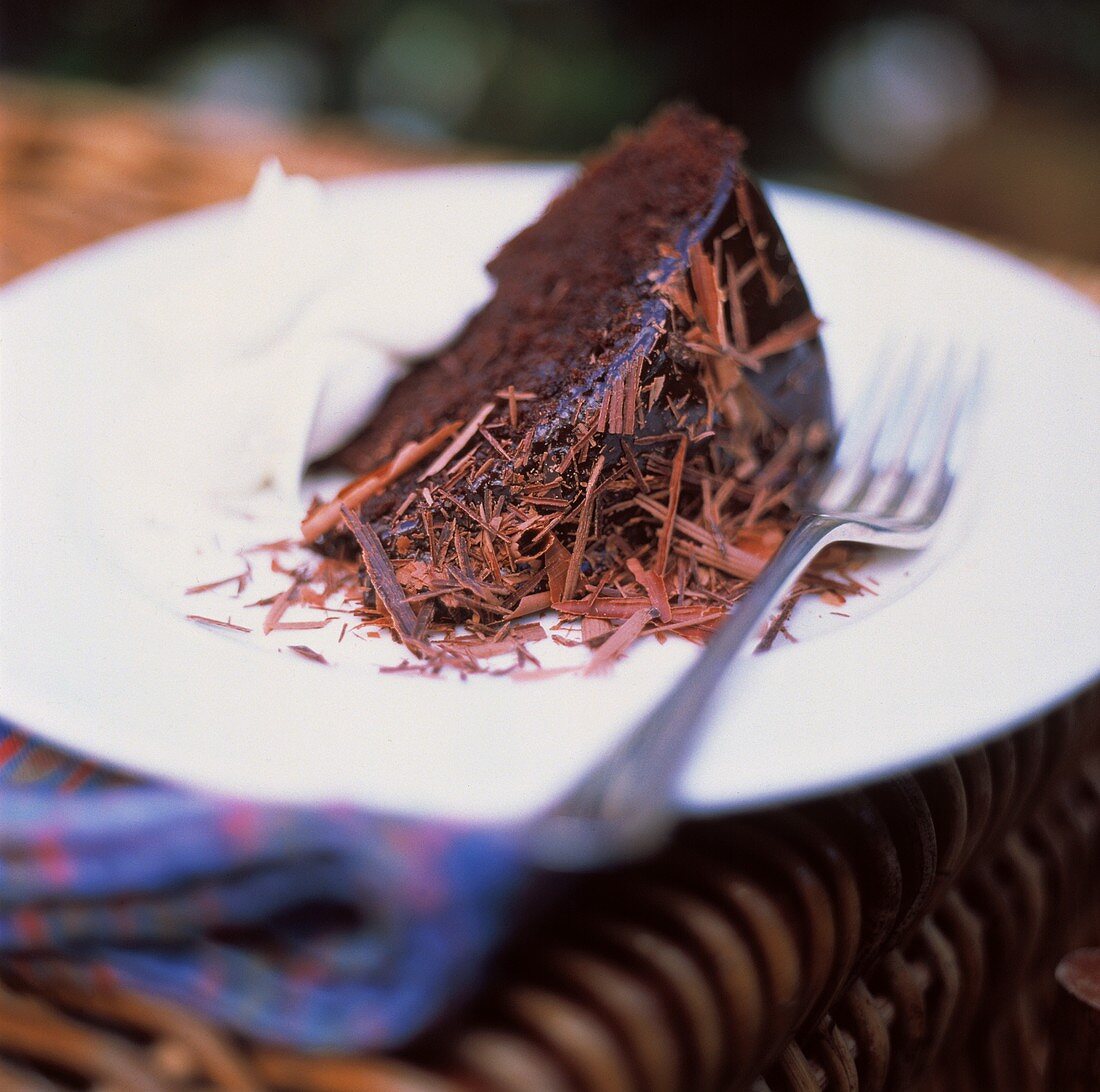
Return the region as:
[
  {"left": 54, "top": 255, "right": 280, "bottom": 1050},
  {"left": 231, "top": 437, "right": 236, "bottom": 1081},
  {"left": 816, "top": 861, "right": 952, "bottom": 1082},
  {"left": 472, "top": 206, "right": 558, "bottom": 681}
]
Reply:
[{"left": 0, "top": 718, "right": 533, "bottom": 1052}]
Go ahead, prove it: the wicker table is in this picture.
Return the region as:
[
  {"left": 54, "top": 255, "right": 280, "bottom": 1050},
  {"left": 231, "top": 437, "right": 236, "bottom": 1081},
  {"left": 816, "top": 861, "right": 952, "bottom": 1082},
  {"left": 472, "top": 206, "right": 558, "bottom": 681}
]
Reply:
[{"left": 1, "top": 80, "right": 1097, "bottom": 1092}]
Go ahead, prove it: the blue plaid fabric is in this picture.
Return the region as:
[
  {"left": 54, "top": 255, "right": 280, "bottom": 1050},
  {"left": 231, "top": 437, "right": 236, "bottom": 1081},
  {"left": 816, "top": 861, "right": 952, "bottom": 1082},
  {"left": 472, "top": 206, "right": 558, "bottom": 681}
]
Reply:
[{"left": 0, "top": 720, "right": 532, "bottom": 1051}]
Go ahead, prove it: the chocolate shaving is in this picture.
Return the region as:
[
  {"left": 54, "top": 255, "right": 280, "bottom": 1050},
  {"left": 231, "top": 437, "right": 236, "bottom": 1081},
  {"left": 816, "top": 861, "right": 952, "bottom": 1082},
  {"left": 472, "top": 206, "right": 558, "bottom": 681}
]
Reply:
[
  {"left": 655, "top": 437, "right": 686, "bottom": 576},
  {"left": 584, "top": 607, "right": 657, "bottom": 674},
  {"left": 633, "top": 493, "right": 764, "bottom": 579},
  {"left": 757, "top": 595, "right": 799, "bottom": 652},
  {"left": 688, "top": 242, "right": 725, "bottom": 345},
  {"left": 419, "top": 402, "right": 495, "bottom": 481},
  {"left": 302, "top": 422, "right": 460, "bottom": 543},
  {"left": 288, "top": 644, "right": 329, "bottom": 665},
  {"left": 185, "top": 566, "right": 252, "bottom": 597},
  {"left": 627, "top": 558, "right": 673, "bottom": 623},
  {"left": 544, "top": 535, "right": 571, "bottom": 603},
  {"left": 562, "top": 454, "right": 605, "bottom": 602},
  {"left": 581, "top": 616, "right": 614, "bottom": 644},
  {"left": 269, "top": 619, "right": 331, "bottom": 632},
  {"left": 556, "top": 598, "right": 722, "bottom": 623},
  {"left": 187, "top": 615, "right": 251, "bottom": 633},
  {"left": 734, "top": 174, "right": 785, "bottom": 306},
  {"left": 339, "top": 504, "right": 419, "bottom": 643},
  {"left": 505, "top": 591, "right": 553, "bottom": 619},
  {"left": 262, "top": 578, "right": 303, "bottom": 635},
  {"left": 749, "top": 312, "right": 823, "bottom": 360}
]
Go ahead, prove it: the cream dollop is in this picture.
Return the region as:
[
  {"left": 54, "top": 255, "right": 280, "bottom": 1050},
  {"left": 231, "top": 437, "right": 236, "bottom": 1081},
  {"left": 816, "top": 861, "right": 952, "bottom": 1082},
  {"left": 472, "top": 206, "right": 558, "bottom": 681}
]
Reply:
[
  {"left": 89, "top": 159, "right": 502, "bottom": 599},
  {"left": 127, "top": 159, "right": 412, "bottom": 506}
]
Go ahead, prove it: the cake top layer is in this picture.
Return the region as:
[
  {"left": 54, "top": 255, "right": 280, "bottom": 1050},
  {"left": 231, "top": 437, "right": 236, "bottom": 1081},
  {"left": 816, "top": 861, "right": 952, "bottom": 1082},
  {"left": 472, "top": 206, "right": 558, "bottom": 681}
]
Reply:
[{"left": 338, "top": 105, "right": 747, "bottom": 471}]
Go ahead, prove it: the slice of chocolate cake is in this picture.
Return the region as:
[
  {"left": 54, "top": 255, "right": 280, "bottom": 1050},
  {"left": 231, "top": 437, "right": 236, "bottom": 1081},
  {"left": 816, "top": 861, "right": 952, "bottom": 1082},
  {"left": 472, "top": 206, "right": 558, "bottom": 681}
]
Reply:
[{"left": 304, "top": 105, "right": 833, "bottom": 659}]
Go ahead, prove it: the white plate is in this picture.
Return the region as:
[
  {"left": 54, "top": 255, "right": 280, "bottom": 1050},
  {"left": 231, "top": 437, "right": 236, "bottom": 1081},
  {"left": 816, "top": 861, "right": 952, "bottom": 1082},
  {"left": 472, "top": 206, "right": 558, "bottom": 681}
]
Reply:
[{"left": 2, "top": 165, "right": 1098, "bottom": 821}]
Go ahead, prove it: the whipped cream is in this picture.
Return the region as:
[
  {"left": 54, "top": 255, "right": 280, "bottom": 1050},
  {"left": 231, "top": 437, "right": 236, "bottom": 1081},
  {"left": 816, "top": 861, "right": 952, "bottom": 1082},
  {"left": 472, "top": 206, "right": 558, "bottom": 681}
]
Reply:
[
  {"left": 128, "top": 159, "right": 409, "bottom": 505},
  {"left": 95, "top": 159, "right": 491, "bottom": 594},
  {"left": 115, "top": 157, "right": 496, "bottom": 515}
]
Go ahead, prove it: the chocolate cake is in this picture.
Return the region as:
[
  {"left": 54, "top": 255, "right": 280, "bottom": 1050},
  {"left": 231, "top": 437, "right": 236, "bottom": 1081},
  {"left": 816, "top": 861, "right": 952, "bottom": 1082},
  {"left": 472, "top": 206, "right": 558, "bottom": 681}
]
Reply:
[{"left": 303, "top": 105, "right": 835, "bottom": 665}]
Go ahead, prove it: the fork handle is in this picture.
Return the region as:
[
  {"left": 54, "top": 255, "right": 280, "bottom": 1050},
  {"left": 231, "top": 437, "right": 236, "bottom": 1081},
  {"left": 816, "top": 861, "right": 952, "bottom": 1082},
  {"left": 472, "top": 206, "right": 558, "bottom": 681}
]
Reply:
[{"left": 531, "top": 513, "right": 849, "bottom": 870}]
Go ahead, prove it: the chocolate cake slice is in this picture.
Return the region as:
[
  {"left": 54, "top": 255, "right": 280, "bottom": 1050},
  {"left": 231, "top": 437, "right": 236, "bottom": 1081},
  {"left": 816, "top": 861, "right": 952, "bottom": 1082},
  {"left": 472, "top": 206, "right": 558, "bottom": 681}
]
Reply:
[{"left": 304, "top": 105, "right": 834, "bottom": 659}]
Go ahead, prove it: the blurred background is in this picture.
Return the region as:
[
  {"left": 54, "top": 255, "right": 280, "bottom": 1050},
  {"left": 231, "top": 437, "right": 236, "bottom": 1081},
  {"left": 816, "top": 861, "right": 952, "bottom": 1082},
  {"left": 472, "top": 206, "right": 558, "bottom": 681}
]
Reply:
[{"left": 2, "top": 0, "right": 1097, "bottom": 259}]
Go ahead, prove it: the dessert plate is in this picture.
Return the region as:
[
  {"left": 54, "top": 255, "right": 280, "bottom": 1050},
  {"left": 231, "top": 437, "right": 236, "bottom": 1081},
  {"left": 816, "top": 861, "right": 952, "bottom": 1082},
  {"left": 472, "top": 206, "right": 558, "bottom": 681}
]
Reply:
[{"left": 2, "top": 165, "right": 1098, "bottom": 821}]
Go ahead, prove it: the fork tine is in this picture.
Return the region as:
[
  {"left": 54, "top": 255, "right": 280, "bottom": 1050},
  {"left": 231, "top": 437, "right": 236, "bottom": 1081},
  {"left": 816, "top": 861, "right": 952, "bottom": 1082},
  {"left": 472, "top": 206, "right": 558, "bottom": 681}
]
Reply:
[
  {"left": 860, "top": 345, "right": 956, "bottom": 517},
  {"left": 815, "top": 339, "right": 920, "bottom": 511},
  {"left": 898, "top": 347, "right": 985, "bottom": 524}
]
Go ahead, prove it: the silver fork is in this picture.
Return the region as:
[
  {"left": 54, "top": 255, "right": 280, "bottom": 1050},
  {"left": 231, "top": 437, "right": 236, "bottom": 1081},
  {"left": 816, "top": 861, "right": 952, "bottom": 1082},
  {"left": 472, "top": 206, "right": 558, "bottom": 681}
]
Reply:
[{"left": 530, "top": 342, "right": 984, "bottom": 870}]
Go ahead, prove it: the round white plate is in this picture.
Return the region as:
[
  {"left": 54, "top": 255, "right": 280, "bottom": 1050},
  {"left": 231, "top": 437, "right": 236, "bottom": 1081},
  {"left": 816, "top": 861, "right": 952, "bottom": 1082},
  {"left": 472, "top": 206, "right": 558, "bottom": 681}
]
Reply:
[{"left": 2, "top": 165, "right": 1098, "bottom": 821}]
